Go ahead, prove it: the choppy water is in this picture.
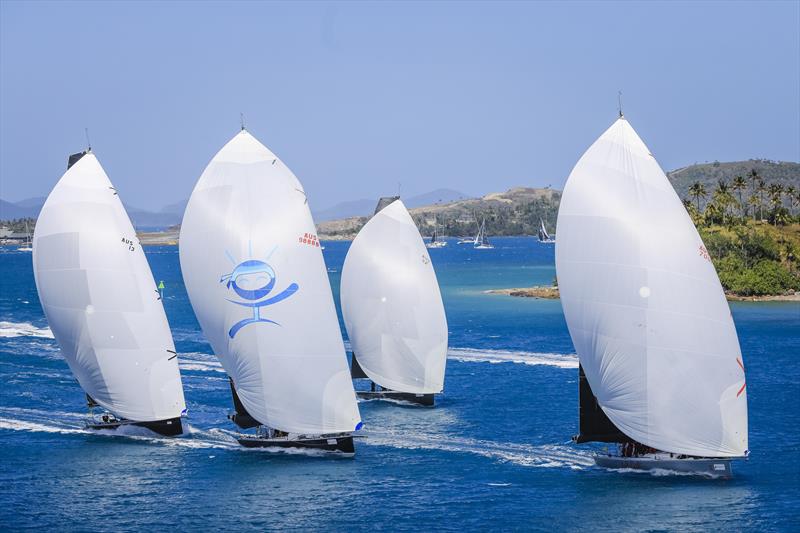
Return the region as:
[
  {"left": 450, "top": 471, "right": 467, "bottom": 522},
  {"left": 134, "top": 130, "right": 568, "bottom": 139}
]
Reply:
[{"left": 1, "top": 238, "right": 798, "bottom": 530}]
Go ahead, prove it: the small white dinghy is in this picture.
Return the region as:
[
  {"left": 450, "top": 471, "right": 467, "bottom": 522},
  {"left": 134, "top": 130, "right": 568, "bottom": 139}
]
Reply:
[
  {"left": 33, "top": 150, "right": 187, "bottom": 436},
  {"left": 341, "top": 198, "right": 448, "bottom": 406},
  {"left": 556, "top": 114, "right": 748, "bottom": 478},
  {"left": 179, "top": 128, "right": 362, "bottom": 454}
]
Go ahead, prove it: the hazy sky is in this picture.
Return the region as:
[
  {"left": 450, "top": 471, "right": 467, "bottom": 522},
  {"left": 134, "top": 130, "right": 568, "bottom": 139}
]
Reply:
[{"left": 1, "top": 1, "right": 798, "bottom": 211}]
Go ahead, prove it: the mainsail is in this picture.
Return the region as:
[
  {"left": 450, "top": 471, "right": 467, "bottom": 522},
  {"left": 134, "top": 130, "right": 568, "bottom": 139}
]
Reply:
[
  {"left": 341, "top": 199, "right": 448, "bottom": 393},
  {"left": 556, "top": 117, "right": 748, "bottom": 457},
  {"left": 538, "top": 219, "right": 552, "bottom": 242},
  {"left": 33, "top": 152, "right": 186, "bottom": 423},
  {"left": 179, "top": 130, "right": 361, "bottom": 435}
]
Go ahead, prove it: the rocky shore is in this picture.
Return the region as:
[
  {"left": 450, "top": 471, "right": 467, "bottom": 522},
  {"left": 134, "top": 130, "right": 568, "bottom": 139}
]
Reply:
[{"left": 485, "top": 286, "right": 799, "bottom": 302}]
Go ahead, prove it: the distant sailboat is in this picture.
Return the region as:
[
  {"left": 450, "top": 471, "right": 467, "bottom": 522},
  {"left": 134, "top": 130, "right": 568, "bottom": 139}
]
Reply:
[
  {"left": 537, "top": 218, "right": 555, "bottom": 243},
  {"left": 33, "top": 150, "right": 187, "bottom": 436},
  {"left": 179, "top": 128, "right": 362, "bottom": 454},
  {"left": 426, "top": 216, "right": 447, "bottom": 248},
  {"left": 473, "top": 218, "right": 494, "bottom": 249},
  {"left": 342, "top": 198, "right": 448, "bottom": 406},
  {"left": 457, "top": 213, "right": 479, "bottom": 244},
  {"left": 17, "top": 221, "right": 33, "bottom": 252},
  {"left": 556, "top": 115, "right": 748, "bottom": 477}
]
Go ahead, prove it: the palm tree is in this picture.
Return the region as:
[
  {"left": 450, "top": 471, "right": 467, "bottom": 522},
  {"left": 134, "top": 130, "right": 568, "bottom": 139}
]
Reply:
[
  {"left": 755, "top": 179, "right": 767, "bottom": 221},
  {"left": 783, "top": 185, "right": 795, "bottom": 212},
  {"left": 748, "top": 168, "right": 760, "bottom": 196},
  {"left": 688, "top": 181, "right": 707, "bottom": 212},
  {"left": 787, "top": 185, "right": 798, "bottom": 217},
  {"left": 731, "top": 175, "right": 747, "bottom": 218},
  {"left": 713, "top": 179, "right": 734, "bottom": 220},
  {"left": 768, "top": 183, "right": 784, "bottom": 225},
  {"left": 748, "top": 195, "right": 760, "bottom": 222}
]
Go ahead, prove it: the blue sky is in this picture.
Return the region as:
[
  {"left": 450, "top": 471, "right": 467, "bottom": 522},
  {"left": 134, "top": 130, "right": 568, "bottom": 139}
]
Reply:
[{"left": 1, "top": 1, "right": 798, "bottom": 211}]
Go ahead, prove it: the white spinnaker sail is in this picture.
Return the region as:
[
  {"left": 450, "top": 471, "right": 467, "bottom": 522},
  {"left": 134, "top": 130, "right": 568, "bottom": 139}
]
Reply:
[
  {"left": 179, "top": 131, "right": 361, "bottom": 434},
  {"left": 556, "top": 118, "right": 748, "bottom": 457},
  {"left": 32, "top": 153, "right": 186, "bottom": 422},
  {"left": 341, "top": 200, "right": 448, "bottom": 393}
]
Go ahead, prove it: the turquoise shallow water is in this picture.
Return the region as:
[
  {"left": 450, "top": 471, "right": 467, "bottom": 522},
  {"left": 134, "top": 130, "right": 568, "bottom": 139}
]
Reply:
[{"left": 1, "top": 237, "right": 798, "bottom": 531}]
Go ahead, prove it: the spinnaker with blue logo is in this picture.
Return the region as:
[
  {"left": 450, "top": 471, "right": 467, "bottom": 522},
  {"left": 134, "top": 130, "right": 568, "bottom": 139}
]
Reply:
[{"left": 179, "top": 128, "right": 361, "bottom": 453}]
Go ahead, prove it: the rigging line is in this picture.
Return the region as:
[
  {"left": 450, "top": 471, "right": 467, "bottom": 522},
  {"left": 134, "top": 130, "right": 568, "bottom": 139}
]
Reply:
[
  {"left": 85, "top": 128, "right": 92, "bottom": 151},
  {"left": 618, "top": 91, "right": 623, "bottom": 118},
  {"left": 240, "top": 112, "right": 245, "bottom": 131}
]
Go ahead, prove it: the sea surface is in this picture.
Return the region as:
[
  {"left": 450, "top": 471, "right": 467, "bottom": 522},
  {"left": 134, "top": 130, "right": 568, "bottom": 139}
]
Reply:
[{"left": 1, "top": 237, "right": 798, "bottom": 531}]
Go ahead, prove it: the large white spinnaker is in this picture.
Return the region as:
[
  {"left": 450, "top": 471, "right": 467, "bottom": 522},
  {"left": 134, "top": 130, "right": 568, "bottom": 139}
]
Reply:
[
  {"left": 341, "top": 200, "right": 448, "bottom": 393},
  {"left": 556, "top": 117, "right": 748, "bottom": 458},
  {"left": 179, "top": 130, "right": 361, "bottom": 435},
  {"left": 32, "top": 153, "right": 186, "bottom": 423}
]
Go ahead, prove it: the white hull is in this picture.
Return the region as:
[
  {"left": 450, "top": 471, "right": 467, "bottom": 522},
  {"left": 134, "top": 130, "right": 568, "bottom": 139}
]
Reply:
[
  {"left": 426, "top": 241, "right": 447, "bottom": 248},
  {"left": 595, "top": 453, "right": 735, "bottom": 478}
]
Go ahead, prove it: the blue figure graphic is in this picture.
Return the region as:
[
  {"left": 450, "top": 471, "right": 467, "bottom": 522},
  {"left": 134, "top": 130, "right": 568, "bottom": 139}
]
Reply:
[{"left": 220, "top": 259, "right": 299, "bottom": 338}]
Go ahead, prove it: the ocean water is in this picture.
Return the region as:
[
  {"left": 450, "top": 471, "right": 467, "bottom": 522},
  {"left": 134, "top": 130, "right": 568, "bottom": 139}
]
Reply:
[{"left": 1, "top": 237, "right": 798, "bottom": 531}]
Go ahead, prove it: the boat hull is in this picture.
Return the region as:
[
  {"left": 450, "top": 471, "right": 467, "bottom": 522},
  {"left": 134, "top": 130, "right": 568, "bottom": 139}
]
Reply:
[
  {"left": 85, "top": 416, "right": 184, "bottom": 437},
  {"left": 237, "top": 435, "right": 355, "bottom": 455},
  {"left": 595, "top": 454, "right": 733, "bottom": 478},
  {"left": 356, "top": 390, "right": 434, "bottom": 406}
]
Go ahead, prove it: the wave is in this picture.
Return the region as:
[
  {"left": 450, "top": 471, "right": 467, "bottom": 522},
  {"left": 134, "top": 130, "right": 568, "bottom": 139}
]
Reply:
[
  {"left": 364, "top": 427, "right": 593, "bottom": 470},
  {"left": 0, "top": 321, "right": 54, "bottom": 339},
  {"left": 448, "top": 347, "right": 578, "bottom": 369}
]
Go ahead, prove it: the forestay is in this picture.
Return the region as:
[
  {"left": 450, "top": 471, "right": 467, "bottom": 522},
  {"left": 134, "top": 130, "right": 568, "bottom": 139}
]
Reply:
[
  {"left": 555, "top": 117, "right": 748, "bottom": 457},
  {"left": 179, "top": 130, "right": 361, "bottom": 435},
  {"left": 341, "top": 200, "right": 448, "bottom": 393},
  {"left": 33, "top": 153, "right": 186, "bottom": 422}
]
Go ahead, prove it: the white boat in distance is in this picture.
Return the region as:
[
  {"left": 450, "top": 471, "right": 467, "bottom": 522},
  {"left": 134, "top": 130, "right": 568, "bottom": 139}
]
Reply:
[
  {"left": 179, "top": 128, "right": 362, "bottom": 454},
  {"left": 342, "top": 198, "right": 448, "bottom": 406},
  {"left": 537, "top": 218, "right": 555, "bottom": 243},
  {"left": 18, "top": 221, "right": 33, "bottom": 251},
  {"left": 33, "top": 150, "right": 187, "bottom": 436},
  {"left": 556, "top": 115, "right": 748, "bottom": 478},
  {"left": 426, "top": 216, "right": 447, "bottom": 248},
  {"left": 474, "top": 218, "right": 494, "bottom": 249}
]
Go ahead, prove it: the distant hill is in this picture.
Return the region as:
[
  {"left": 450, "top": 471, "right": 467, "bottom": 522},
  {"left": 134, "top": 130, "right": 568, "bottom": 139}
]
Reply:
[
  {"left": 317, "top": 187, "right": 560, "bottom": 239},
  {"left": 668, "top": 160, "right": 799, "bottom": 199},
  {"left": 0, "top": 196, "right": 182, "bottom": 229},
  {"left": 313, "top": 188, "right": 471, "bottom": 222}
]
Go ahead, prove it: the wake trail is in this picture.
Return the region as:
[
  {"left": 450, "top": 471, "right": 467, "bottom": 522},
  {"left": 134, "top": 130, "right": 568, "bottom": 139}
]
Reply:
[
  {"left": 0, "top": 321, "right": 54, "bottom": 339},
  {"left": 364, "top": 427, "right": 594, "bottom": 470},
  {"left": 448, "top": 347, "right": 578, "bottom": 369}
]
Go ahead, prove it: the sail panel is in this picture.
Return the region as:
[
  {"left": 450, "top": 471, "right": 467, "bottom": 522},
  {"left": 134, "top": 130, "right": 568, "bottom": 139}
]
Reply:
[
  {"left": 556, "top": 118, "right": 748, "bottom": 457},
  {"left": 341, "top": 200, "right": 448, "bottom": 393},
  {"left": 179, "top": 131, "right": 361, "bottom": 434},
  {"left": 32, "top": 154, "right": 186, "bottom": 422}
]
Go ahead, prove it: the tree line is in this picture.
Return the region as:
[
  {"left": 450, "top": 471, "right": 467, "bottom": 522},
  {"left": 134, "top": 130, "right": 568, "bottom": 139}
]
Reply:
[{"left": 686, "top": 170, "right": 799, "bottom": 226}]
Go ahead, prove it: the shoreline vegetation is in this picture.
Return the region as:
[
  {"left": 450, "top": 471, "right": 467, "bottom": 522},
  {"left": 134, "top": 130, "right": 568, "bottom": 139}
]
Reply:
[{"left": 484, "top": 285, "right": 799, "bottom": 302}]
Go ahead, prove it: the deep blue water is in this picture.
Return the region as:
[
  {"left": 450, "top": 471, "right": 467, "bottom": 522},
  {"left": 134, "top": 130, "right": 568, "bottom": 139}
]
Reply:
[{"left": 1, "top": 237, "right": 798, "bottom": 531}]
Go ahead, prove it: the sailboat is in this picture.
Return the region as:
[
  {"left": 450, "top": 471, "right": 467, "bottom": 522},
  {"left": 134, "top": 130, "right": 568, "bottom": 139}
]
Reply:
[
  {"left": 457, "top": 213, "right": 479, "bottom": 244},
  {"left": 473, "top": 218, "right": 494, "bottom": 249},
  {"left": 33, "top": 150, "right": 187, "bottom": 436},
  {"left": 179, "top": 127, "right": 362, "bottom": 454},
  {"left": 341, "top": 198, "right": 448, "bottom": 406},
  {"left": 556, "top": 115, "right": 748, "bottom": 477},
  {"left": 426, "top": 216, "right": 447, "bottom": 248},
  {"left": 537, "top": 218, "right": 555, "bottom": 243},
  {"left": 17, "top": 221, "right": 33, "bottom": 251}
]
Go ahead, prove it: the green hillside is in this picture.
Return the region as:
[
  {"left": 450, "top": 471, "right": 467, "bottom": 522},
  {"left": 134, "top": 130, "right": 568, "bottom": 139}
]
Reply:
[{"left": 668, "top": 160, "right": 799, "bottom": 201}]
